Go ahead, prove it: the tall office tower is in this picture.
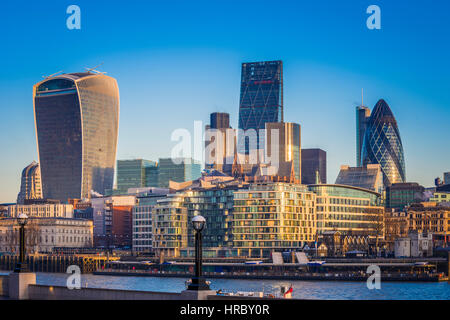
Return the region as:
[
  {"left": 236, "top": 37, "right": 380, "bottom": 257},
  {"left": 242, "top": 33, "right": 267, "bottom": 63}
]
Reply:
[
  {"left": 444, "top": 172, "right": 450, "bottom": 185},
  {"left": 335, "top": 164, "right": 384, "bottom": 194},
  {"left": 116, "top": 159, "right": 157, "bottom": 194},
  {"left": 362, "top": 99, "right": 406, "bottom": 187},
  {"left": 238, "top": 61, "right": 283, "bottom": 153},
  {"left": 34, "top": 72, "right": 120, "bottom": 202},
  {"left": 145, "top": 165, "right": 160, "bottom": 188},
  {"left": 356, "top": 105, "right": 371, "bottom": 166},
  {"left": 205, "top": 112, "right": 235, "bottom": 172},
  {"left": 265, "top": 122, "right": 301, "bottom": 183},
  {"left": 210, "top": 112, "right": 230, "bottom": 130},
  {"left": 157, "top": 158, "right": 202, "bottom": 188},
  {"left": 301, "top": 149, "right": 327, "bottom": 185},
  {"left": 17, "top": 161, "right": 43, "bottom": 204}
]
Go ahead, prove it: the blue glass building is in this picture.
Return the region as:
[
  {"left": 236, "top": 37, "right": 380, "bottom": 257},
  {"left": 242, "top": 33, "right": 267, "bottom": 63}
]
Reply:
[
  {"left": 238, "top": 61, "right": 283, "bottom": 152},
  {"left": 361, "top": 99, "right": 406, "bottom": 187}
]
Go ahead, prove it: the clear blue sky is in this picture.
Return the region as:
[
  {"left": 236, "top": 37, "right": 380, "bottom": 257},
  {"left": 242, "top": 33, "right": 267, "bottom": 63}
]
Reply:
[{"left": 0, "top": 0, "right": 449, "bottom": 202}]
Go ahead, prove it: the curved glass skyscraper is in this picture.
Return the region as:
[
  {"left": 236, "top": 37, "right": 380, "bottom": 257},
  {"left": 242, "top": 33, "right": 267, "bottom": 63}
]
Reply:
[
  {"left": 33, "top": 72, "right": 119, "bottom": 202},
  {"left": 361, "top": 99, "right": 405, "bottom": 187}
]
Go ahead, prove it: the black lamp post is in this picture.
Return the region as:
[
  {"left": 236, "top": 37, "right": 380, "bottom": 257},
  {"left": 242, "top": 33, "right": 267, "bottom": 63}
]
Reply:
[
  {"left": 187, "top": 215, "right": 210, "bottom": 291},
  {"left": 14, "top": 213, "right": 28, "bottom": 273}
]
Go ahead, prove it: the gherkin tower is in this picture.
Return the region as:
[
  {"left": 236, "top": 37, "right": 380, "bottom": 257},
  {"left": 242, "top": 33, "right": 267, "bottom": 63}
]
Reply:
[{"left": 361, "top": 99, "right": 405, "bottom": 187}]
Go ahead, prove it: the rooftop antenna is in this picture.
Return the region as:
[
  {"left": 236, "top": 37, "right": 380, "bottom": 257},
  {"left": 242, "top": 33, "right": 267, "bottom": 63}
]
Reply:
[
  {"left": 85, "top": 62, "right": 106, "bottom": 74},
  {"left": 43, "top": 71, "right": 64, "bottom": 79}
]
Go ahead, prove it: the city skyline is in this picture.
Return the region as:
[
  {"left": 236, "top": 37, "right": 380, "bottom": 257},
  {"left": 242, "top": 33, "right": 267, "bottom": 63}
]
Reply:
[{"left": 1, "top": 0, "right": 449, "bottom": 202}]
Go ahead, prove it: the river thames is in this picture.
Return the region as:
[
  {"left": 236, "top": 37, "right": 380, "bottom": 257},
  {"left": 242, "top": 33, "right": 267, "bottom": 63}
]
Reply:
[{"left": 2, "top": 272, "right": 448, "bottom": 300}]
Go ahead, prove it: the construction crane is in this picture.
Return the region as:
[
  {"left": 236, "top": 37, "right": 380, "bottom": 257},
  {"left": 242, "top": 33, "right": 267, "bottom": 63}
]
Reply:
[
  {"left": 42, "top": 71, "right": 64, "bottom": 79},
  {"left": 85, "top": 62, "right": 107, "bottom": 74}
]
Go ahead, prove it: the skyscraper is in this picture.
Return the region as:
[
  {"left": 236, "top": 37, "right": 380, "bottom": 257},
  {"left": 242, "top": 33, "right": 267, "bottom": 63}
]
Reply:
[
  {"left": 205, "top": 112, "right": 235, "bottom": 172},
  {"left": 356, "top": 105, "right": 371, "bottom": 166},
  {"left": 33, "top": 72, "right": 120, "bottom": 202},
  {"left": 238, "top": 61, "right": 283, "bottom": 152},
  {"left": 362, "top": 99, "right": 406, "bottom": 187},
  {"left": 17, "top": 161, "right": 43, "bottom": 204},
  {"left": 157, "top": 158, "right": 202, "bottom": 188},
  {"left": 265, "top": 122, "right": 301, "bottom": 183},
  {"left": 210, "top": 112, "right": 230, "bottom": 130},
  {"left": 301, "top": 149, "right": 327, "bottom": 185},
  {"left": 116, "top": 159, "right": 157, "bottom": 194}
]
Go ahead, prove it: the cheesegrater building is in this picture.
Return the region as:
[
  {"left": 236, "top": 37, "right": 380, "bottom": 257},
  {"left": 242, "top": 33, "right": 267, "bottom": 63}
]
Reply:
[{"left": 33, "top": 72, "right": 120, "bottom": 202}]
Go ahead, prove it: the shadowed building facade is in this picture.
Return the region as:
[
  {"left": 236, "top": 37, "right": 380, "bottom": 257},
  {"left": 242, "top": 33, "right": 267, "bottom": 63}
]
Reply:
[
  {"left": 33, "top": 72, "right": 119, "bottom": 202},
  {"left": 116, "top": 159, "right": 157, "bottom": 194},
  {"left": 356, "top": 105, "right": 371, "bottom": 166},
  {"left": 301, "top": 149, "right": 327, "bottom": 185},
  {"left": 361, "top": 99, "right": 406, "bottom": 187}
]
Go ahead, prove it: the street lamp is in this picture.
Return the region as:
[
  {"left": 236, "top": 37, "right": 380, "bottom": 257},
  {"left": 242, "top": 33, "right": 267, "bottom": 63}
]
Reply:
[
  {"left": 14, "top": 213, "right": 28, "bottom": 273},
  {"left": 187, "top": 215, "right": 210, "bottom": 291}
]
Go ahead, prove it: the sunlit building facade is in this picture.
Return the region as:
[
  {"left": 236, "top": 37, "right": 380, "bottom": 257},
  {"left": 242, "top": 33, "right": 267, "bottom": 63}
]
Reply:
[
  {"left": 361, "top": 99, "right": 406, "bottom": 187},
  {"left": 17, "top": 161, "right": 43, "bottom": 204},
  {"left": 308, "top": 184, "right": 384, "bottom": 239},
  {"left": 152, "top": 194, "right": 188, "bottom": 257},
  {"left": 33, "top": 72, "right": 120, "bottom": 202},
  {"left": 335, "top": 164, "right": 384, "bottom": 194},
  {"left": 407, "top": 202, "right": 450, "bottom": 246},
  {"left": 265, "top": 122, "right": 301, "bottom": 183},
  {"left": 233, "top": 183, "right": 316, "bottom": 258}
]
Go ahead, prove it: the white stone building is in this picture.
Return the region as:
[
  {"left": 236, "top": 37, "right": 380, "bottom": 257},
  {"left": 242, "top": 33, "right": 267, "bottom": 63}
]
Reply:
[
  {"left": 394, "top": 231, "right": 433, "bottom": 258},
  {"left": 8, "top": 204, "right": 74, "bottom": 219},
  {"left": 0, "top": 218, "right": 93, "bottom": 254}
]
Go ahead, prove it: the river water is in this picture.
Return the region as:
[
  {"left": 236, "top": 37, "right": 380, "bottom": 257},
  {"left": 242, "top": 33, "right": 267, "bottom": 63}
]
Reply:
[{"left": 2, "top": 271, "right": 448, "bottom": 300}]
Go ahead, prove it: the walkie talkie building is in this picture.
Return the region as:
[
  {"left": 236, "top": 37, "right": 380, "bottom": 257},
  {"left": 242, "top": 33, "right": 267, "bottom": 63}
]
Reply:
[
  {"left": 33, "top": 72, "right": 120, "bottom": 202},
  {"left": 361, "top": 99, "right": 405, "bottom": 187}
]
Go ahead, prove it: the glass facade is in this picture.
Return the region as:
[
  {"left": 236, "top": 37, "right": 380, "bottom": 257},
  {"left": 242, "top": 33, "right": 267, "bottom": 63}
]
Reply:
[
  {"left": 356, "top": 106, "right": 371, "bottom": 166},
  {"left": 386, "top": 182, "right": 424, "bottom": 210},
  {"left": 132, "top": 194, "right": 168, "bottom": 253},
  {"left": 361, "top": 99, "right": 406, "bottom": 187},
  {"left": 184, "top": 187, "right": 242, "bottom": 248},
  {"left": 157, "top": 158, "right": 201, "bottom": 188},
  {"left": 233, "top": 183, "right": 316, "bottom": 258},
  {"left": 34, "top": 73, "right": 119, "bottom": 201},
  {"left": 116, "top": 159, "right": 156, "bottom": 193},
  {"left": 308, "top": 184, "right": 384, "bottom": 238},
  {"left": 335, "top": 164, "right": 384, "bottom": 194},
  {"left": 238, "top": 61, "right": 283, "bottom": 152},
  {"left": 152, "top": 194, "right": 188, "bottom": 257},
  {"left": 265, "top": 122, "right": 301, "bottom": 182}
]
